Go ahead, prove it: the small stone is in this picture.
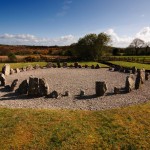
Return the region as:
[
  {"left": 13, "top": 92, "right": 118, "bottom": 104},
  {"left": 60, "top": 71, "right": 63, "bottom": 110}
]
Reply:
[
  {"left": 46, "top": 62, "right": 53, "bottom": 68},
  {"left": 80, "top": 90, "right": 85, "bottom": 96},
  {"left": 91, "top": 65, "right": 95, "bottom": 69},
  {"left": 74, "top": 62, "right": 79, "bottom": 68},
  {"left": 15, "top": 68, "right": 20, "bottom": 73},
  {"left": 64, "top": 91, "right": 70, "bottom": 96},
  {"left": 49, "top": 91, "right": 59, "bottom": 98},
  {"left": 62, "top": 62, "right": 68, "bottom": 68}
]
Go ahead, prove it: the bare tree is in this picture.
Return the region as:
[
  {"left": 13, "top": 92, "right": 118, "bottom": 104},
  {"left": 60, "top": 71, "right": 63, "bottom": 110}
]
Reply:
[{"left": 129, "top": 38, "right": 145, "bottom": 55}]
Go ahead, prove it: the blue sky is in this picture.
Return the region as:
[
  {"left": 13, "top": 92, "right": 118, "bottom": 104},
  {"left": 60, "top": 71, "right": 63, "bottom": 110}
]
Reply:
[{"left": 0, "top": 0, "right": 150, "bottom": 47}]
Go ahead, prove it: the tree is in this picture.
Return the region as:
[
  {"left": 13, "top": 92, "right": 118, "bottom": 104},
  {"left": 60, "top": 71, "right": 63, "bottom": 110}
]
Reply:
[
  {"left": 75, "top": 33, "right": 111, "bottom": 60},
  {"left": 112, "top": 48, "right": 120, "bottom": 56},
  {"left": 7, "top": 53, "right": 17, "bottom": 62},
  {"left": 129, "top": 38, "right": 145, "bottom": 55}
]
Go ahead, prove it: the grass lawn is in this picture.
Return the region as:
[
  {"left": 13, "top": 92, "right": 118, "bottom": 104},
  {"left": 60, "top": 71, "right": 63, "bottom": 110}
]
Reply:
[
  {"left": 109, "top": 61, "right": 150, "bottom": 70},
  {"left": 0, "top": 102, "right": 150, "bottom": 149},
  {"left": 0, "top": 62, "right": 108, "bottom": 71},
  {"left": 108, "top": 56, "right": 150, "bottom": 60}
]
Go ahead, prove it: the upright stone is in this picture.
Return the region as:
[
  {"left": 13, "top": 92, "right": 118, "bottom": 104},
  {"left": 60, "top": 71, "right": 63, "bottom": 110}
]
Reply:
[
  {"left": 15, "top": 68, "right": 20, "bottom": 73},
  {"left": 145, "top": 72, "right": 149, "bottom": 80},
  {"left": 38, "top": 78, "right": 49, "bottom": 96},
  {"left": 95, "top": 64, "right": 100, "bottom": 69},
  {"left": 10, "top": 68, "right": 15, "bottom": 74},
  {"left": 28, "top": 76, "right": 39, "bottom": 97},
  {"left": 125, "top": 74, "right": 135, "bottom": 93},
  {"left": 46, "top": 62, "right": 53, "bottom": 68},
  {"left": 34, "top": 64, "right": 40, "bottom": 69},
  {"left": 74, "top": 62, "right": 79, "bottom": 68},
  {"left": 135, "top": 69, "right": 145, "bottom": 89},
  {"left": 132, "top": 66, "right": 137, "bottom": 74},
  {"left": 63, "top": 62, "right": 68, "bottom": 68},
  {"left": 95, "top": 81, "right": 107, "bottom": 96},
  {"left": 91, "top": 65, "right": 95, "bottom": 69},
  {"left": 2, "top": 64, "right": 10, "bottom": 75},
  {"left": 26, "top": 65, "right": 33, "bottom": 71},
  {"left": 16, "top": 80, "right": 28, "bottom": 95},
  {"left": 10, "top": 79, "right": 19, "bottom": 91},
  {"left": 0, "top": 73, "right": 6, "bottom": 86}
]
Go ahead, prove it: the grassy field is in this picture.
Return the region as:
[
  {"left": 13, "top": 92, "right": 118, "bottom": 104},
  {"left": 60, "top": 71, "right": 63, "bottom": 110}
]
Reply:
[
  {"left": 106, "top": 56, "right": 150, "bottom": 60},
  {"left": 109, "top": 61, "right": 150, "bottom": 70},
  {"left": 0, "top": 102, "right": 150, "bottom": 149},
  {"left": 0, "top": 62, "right": 108, "bottom": 71}
]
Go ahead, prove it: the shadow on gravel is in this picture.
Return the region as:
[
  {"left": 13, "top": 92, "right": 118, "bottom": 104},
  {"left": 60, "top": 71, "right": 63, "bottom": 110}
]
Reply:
[
  {"left": 0, "top": 93, "right": 33, "bottom": 101},
  {"left": 75, "top": 94, "right": 98, "bottom": 100}
]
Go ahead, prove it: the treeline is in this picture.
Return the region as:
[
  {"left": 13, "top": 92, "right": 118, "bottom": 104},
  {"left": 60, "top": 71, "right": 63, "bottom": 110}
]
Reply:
[{"left": 0, "top": 45, "right": 69, "bottom": 56}]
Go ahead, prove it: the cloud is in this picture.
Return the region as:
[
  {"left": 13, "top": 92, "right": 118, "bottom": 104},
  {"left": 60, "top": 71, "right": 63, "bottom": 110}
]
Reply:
[
  {"left": 57, "top": 0, "right": 72, "bottom": 17},
  {"left": 0, "top": 34, "right": 77, "bottom": 46},
  {"left": 105, "top": 26, "right": 150, "bottom": 47}
]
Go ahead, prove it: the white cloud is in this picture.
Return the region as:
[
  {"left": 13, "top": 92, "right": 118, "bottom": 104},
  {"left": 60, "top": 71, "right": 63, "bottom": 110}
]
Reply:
[
  {"left": 0, "top": 34, "right": 77, "bottom": 46},
  {"left": 105, "top": 26, "right": 150, "bottom": 47},
  {"left": 57, "top": 0, "right": 72, "bottom": 17}
]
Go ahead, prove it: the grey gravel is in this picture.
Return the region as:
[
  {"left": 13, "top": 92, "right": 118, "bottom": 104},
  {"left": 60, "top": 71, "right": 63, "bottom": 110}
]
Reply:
[{"left": 0, "top": 68, "right": 150, "bottom": 110}]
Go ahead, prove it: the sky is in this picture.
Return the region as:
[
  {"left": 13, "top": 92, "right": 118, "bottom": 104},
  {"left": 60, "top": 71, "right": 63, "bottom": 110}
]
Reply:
[{"left": 0, "top": 0, "right": 150, "bottom": 47}]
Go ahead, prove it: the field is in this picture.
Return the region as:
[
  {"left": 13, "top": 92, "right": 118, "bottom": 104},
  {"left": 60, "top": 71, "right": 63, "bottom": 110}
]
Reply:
[
  {"left": 0, "top": 101, "right": 150, "bottom": 149},
  {"left": 109, "top": 61, "right": 150, "bottom": 70}
]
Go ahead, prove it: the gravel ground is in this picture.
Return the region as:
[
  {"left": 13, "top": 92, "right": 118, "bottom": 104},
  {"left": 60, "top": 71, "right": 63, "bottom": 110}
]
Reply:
[{"left": 0, "top": 68, "right": 150, "bottom": 110}]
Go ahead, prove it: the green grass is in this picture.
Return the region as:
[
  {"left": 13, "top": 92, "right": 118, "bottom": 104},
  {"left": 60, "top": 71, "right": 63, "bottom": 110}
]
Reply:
[
  {"left": 0, "top": 62, "right": 108, "bottom": 71},
  {"left": 0, "top": 62, "right": 47, "bottom": 70},
  {"left": 109, "top": 61, "right": 150, "bottom": 70},
  {"left": 0, "top": 102, "right": 150, "bottom": 149},
  {"left": 108, "top": 56, "right": 150, "bottom": 60}
]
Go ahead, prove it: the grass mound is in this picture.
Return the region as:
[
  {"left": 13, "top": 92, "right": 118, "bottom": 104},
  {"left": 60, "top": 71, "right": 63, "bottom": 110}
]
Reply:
[{"left": 0, "top": 101, "right": 150, "bottom": 149}]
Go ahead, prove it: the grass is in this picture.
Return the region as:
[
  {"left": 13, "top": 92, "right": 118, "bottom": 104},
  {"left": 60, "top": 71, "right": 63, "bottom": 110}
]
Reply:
[
  {"left": 0, "top": 62, "right": 47, "bottom": 70},
  {"left": 108, "top": 56, "right": 150, "bottom": 60},
  {"left": 0, "top": 61, "right": 108, "bottom": 71},
  {"left": 109, "top": 61, "right": 150, "bottom": 70},
  {"left": 0, "top": 102, "right": 150, "bottom": 149}
]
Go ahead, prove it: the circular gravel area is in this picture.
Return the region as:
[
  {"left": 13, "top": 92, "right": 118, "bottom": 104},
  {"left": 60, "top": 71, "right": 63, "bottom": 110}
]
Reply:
[{"left": 0, "top": 68, "right": 150, "bottom": 110}]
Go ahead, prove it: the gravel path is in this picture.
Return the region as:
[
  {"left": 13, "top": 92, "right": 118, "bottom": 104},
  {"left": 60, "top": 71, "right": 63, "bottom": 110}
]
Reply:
[{"left": 0, "top": 68, "right": 150, "bottom": 110}]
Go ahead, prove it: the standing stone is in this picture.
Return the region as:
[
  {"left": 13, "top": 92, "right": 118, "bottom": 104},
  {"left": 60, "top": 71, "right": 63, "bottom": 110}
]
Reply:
[
  {"left": 22, "top": 66, "right": 26, "bottom": 72},
  {"left": 15, "top": 68, "right": 20, "bottom": 73},
  {"left": 91, "top": 65, "right": 95, "bottom": 69},
  {"left": 10, "top": 68, "right": 15, "bottom": 74},
  {"left": 63, "top": 62, "right": 68, "bottom": 68},
  {"left": 84, "top": 64, "right": 88, "bottom": 68},
  {"left": 10, "top": 79, "right": 19, "bottom": 91},
  {"left": 2, "top": 64, "right": 10, "bottom": 75},
  {"left": 34, "top": 64, "right": 40, "bottom": 69},
  {"left": 52, "top": 64, "right": 57, "bottom": 68},
  {"left": 95, "top": 81, "right": 107, "bottom": 96},
  {"left": 46, "top": 62, "right": 53, "bottom": 68},
  {"left": 74, "top": 62, "right": 79, "bottom": 68},
  {"left": 135, "top": 69, "right": 145, "bottom": 89},
  {"left": 95, "top": 64, "right": 100, "bottom": 69},
  {"left": 145, "top": 72, "right": 149, "bottom": 80},
  {"left": 28, "top": 77, "right": 39, "bottom": 97},
  {"left": 57, "top": 60, "right": 61, "bottom": 68},
  {"left": 0, "top": 73, "right": 6, "bottom": 86},
  {"left": 16, "top": 80, "right": 28, "bottom": 95},
  {"left": 38, "top": 78, "right": 49, "bottom": 96},
  {"left": 125, "top": 74, "right": 135, "bottom": 93},
  {"left": 78, "top": 65, "right": 82, "bottom": 68},
  {"left": 26, "top": 65, "right": 33, "bottom": 71},
  {"left": 132, "top": 66, "right": 137, "bottom": 74}
]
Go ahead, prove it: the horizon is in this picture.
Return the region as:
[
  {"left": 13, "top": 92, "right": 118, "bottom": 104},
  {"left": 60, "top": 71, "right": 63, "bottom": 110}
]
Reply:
[{"left": 0, "top": 0, "right": 150, "bottom": 47}]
